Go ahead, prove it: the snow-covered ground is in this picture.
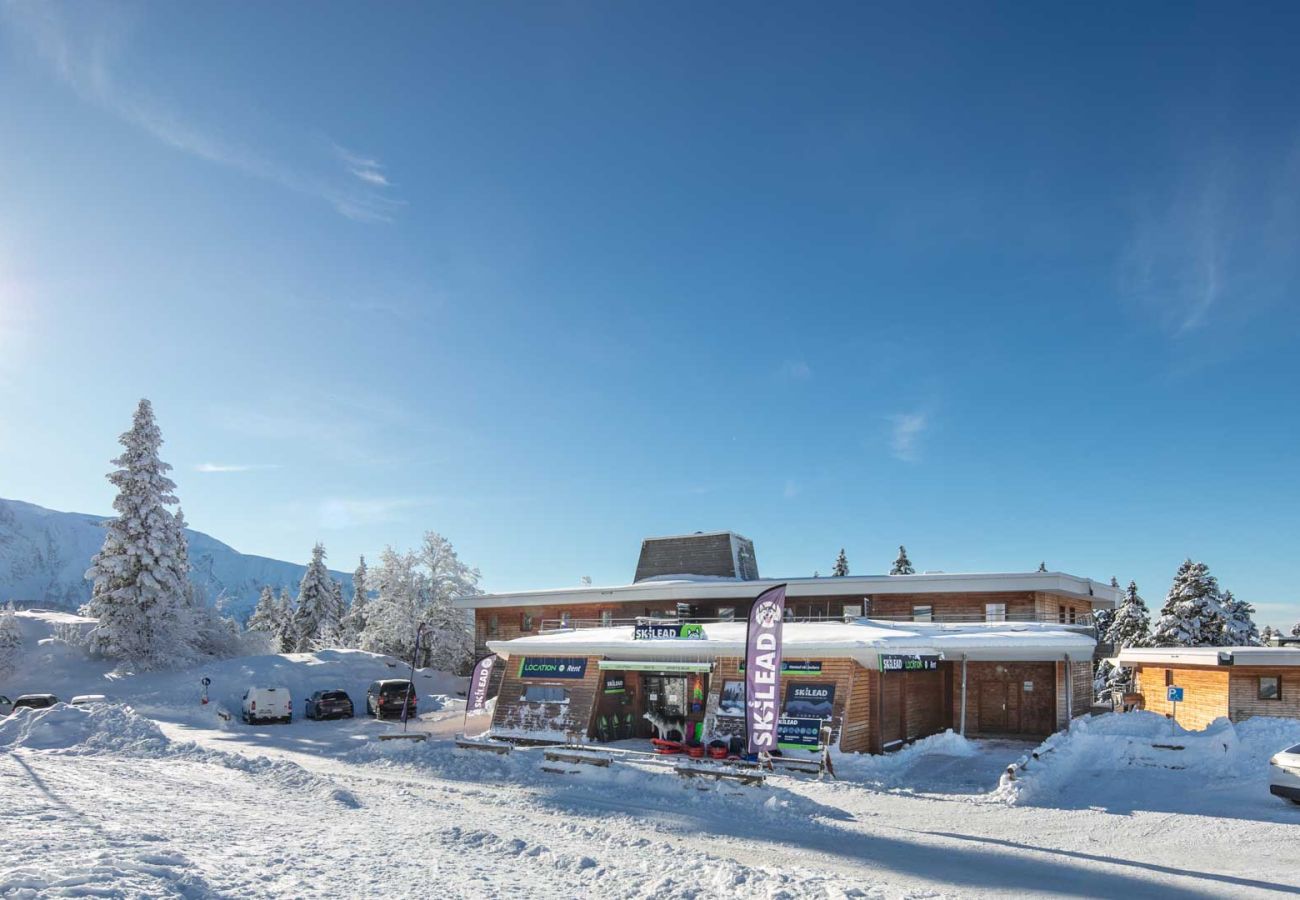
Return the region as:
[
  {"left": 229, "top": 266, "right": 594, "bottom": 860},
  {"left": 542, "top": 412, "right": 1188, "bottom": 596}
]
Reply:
[{"left": 4, "top": 611, "right": 1300, "bottom": 898}]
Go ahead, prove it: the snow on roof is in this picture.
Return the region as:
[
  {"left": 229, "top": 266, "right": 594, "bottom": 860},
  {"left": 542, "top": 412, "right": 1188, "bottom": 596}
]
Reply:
[
  {"left": 457, "top": 571, "right": 1120, "bottom": 609},
  {"left": 486, "top": 619, "right": 1095, "bottom": 663},
  {"left": 1118, "top": 646, "right": 1300, "bottom": 668}
]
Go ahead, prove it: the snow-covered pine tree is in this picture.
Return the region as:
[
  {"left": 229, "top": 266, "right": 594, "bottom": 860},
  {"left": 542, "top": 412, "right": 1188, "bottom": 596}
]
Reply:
[
  {"left": 1293, "top": 622, "right": 1300, "bottom": 638},
  {"left": 275, "top": 587, "right": 296, "bottom": 653},
  {"left": 340, "top": 557, "right": 369, "bottom": 648},
  {"left": 418, "top": 531, "right": 478, "bottom": 673},
  {"left": 0, "top": 600, "right": 22, "bottom": 675},
  {"left": 1261, "top": 625, "right": 1275, "bottom": 645},
  {"left": 1219, "top": 591, "right": 1261, "bottom": 646},
  {"left": 832, "top": 549, "right": 849, "bottom": 578},
  {"left": 890, "top": 546, "right": 915, "bottom": 576},
  {"left": 1152, "top": 560, "right": 1227, "bottom": 647},
  {"left": 1106, "top": 581, "right": 1152, "bottom": 649},
  {"left": 247, "top": 586, "right": 279, "bottom": 634},
  {"left": 81, "top": 399, "right": 189, "bottom": 668},
  {"left": 290, "top": 543, "right": 332, "bottom": 652}
]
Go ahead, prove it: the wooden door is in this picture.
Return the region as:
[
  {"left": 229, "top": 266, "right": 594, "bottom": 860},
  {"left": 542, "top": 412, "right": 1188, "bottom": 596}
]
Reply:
[
  {"left": 881, "top": 676, "right": 903, "bottom": 748},
  {"left": 979, "top": 682, "right": 1007, "bottom": 732}
]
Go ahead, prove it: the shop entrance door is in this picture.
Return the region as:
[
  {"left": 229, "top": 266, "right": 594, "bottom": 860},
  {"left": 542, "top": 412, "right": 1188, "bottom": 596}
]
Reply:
[{"left": 979, "top": 682, "right": 1008, "bottom": 732}]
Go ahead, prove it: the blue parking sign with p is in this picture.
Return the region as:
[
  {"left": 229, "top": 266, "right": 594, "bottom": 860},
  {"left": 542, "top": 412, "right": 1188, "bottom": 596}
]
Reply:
[{"left": 1167, "top": 686, "right": 1184, "bottom": 702}]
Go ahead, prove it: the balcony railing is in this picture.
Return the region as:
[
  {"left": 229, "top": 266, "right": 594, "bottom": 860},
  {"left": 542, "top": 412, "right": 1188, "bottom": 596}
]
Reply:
[{"left": 536, "top": 610, "right": 1095, "bottom": 634}]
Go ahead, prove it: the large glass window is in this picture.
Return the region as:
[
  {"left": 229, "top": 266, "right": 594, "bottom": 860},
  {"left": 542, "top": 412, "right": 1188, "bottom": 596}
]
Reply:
[
  {"left": 985, "top": 603, "right": 1006, "bottom": 623},
  {"left": 912, "top": 605, "right": 933, "bottom": 623},
  {"left": 522, "top": 685, "right": 569, "bottom": 704},
  {"left": 1259, "top": 676, "right": 1282, "bottom": 701}
]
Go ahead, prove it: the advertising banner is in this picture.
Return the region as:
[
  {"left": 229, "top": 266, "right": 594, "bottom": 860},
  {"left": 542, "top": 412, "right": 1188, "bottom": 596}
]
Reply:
[
  {"left": 738, "top": 659, "right": 822, "bottom": 676},
  {"left": 633, "top": 622, "right": 705, "bottom": 640},
  {"left": 744, "top": 583, "right": 787, "bottom": 754},
  {"left": 602, "top": 674, "right": 626, "bottom": 694},
  {"left": 784, "top": 682, "right": 835, "bottom": 718},
  {"left": 879, "top": 653, "right": 940, "bottom": 673},
  {"left": 465, "top": 656, "right": 496, "bottom": 715},
  {"left": 518, "top": 657, "right": 588, "bottom": 679},
  {"left": 777, "top": 716, "right": 823, "bottom": 750}
]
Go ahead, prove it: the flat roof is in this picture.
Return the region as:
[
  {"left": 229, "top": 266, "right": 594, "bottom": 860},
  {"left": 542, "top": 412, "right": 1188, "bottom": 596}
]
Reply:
[
  {"left": 457, "top": 570, "right": 1120, "bottom": 610},
  {"left": 487, "top": 619, "right": 1096, "bottom": 664},
  {"left": 1119, "top": 647, "right": 1300, "bottom": 668}
]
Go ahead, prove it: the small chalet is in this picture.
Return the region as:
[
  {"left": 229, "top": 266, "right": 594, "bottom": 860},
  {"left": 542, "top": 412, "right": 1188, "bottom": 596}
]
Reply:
[{"left": 1118, "top": 646, "right": 1300, "bottom": 731}]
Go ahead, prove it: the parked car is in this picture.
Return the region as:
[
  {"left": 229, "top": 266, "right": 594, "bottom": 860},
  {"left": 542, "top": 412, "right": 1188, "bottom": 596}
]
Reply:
[
  {"left": 305, "top": 689, "right": 354, "bottom": 720},
  {"left": 0, "top": 695, "right": 12, "bottom": 716},
  {"left": 10, "top": 693, "right": 59, "bottom": 713},
  {"left": 1270, "top": 744, "right": 1300, "bottom": 805},
  {"left": 241, "top": 687, "right": 292, "bottom": 725},
  {"left": 366, "top": 680, "right": 417, "bottom": 719},
  {"left": 70, "top": 694, "right": 108, "bottom": 707}
]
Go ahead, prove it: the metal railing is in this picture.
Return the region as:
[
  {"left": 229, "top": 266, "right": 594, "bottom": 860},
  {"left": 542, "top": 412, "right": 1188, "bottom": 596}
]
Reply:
[{"left": 537, "top": 610, "right": 1095, "bottom": 634}]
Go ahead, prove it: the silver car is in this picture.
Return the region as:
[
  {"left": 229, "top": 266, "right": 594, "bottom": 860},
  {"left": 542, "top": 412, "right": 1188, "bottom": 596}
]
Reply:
[{"left": 1269, "top": 743, "right": 1300, "bottom": 805}]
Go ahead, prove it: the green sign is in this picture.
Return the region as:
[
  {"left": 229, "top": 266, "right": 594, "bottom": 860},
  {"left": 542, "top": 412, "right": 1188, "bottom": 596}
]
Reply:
[
  {"left": 517, "top": 657, "right": 588, "bottom": 679},
  {"left": 633, "top": 622, "right": 705, "bottom": 640},
  {"left": 739, "top": 659, "right": 822, "bottom": 676}
]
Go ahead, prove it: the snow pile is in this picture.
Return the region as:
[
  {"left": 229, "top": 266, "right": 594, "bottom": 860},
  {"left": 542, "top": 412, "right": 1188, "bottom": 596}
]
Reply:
[
  {"left": 0, "top": 702, "right": 170, "bottom": 754},
  {"left": 998, "top": 711, "right": 1300, "bottom": 805},
  {"left": 831, "top": 729, "right": 979, "bottom": 786}
]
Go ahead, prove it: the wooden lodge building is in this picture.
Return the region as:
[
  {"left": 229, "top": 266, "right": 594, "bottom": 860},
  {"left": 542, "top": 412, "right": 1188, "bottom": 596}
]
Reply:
[
  {"left": 454, "top": 531, "right": 1118, "bottom": 753},
  {"left": 1118, "top": 646, "right": 1300, "bottom": 731}
]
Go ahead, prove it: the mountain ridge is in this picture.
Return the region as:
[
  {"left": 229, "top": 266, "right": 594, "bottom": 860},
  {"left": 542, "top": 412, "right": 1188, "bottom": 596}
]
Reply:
[{"left": 0, "top": 497, "right": 353, "bottom": 622}]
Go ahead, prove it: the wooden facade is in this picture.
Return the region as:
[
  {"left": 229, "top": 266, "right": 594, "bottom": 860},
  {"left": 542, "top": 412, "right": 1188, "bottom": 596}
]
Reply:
[{"left": 1133, "top": 663, "right": 1300, "bottom": 730}]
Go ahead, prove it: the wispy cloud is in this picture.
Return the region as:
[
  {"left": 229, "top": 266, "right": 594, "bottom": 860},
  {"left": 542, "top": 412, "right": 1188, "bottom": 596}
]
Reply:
[
  {"left": 778, "top": 359, "right": 813, "bottom": 381},
  {"left": 334, "top": 144, "right": 392, "bottom": 188},
  {"left": 888, "top": 412, "right": 928, "bottom": 462},
  {"left": 0, "top": 5, "right": 400, "bottom": 222},
  {"left": 193, "top": 462, "right": 281, "bottom": 474}
]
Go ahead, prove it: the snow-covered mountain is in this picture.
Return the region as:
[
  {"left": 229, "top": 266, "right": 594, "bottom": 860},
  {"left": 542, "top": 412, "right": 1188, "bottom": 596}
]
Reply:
[{"left": 0, "top": 497, "right": 352, "bottom": 621}]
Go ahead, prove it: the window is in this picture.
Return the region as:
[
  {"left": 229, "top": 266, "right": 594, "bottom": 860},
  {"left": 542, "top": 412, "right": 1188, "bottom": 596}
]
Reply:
[
  {"left": 1259, "top": 676, "right": 1282, "bottom": 701},
  {"left": 522, "top": 685, "right": 569, "bottom": 704},
  {"left": 1165, "top": 669, "right": 1174, "bottom": 687},
  {"left": 559, "top": 611, "right": 571, "bottom": 628},
  {"left": 487, "top": 614, "right": 499, "bottom": 636},
  {"left": 912, "top": 605, "right": 933, "bottom": 623},
  {"left": 1068, "top": 607, "right": 1077, "bottom": 624},
  {"left": 717, "top": 607, "right": 735, "bottom": 622},
  {"left": 600, "top": 609, "right": 613, "bottom": 626},
  {"left": 521, "top": 613, "right": 534, "bottom": 632},
  {"left": 1058, "top": 604, "right": 1066, "bottom": 624},
  {"left": 985, "top": 603, "right": 1006, "bottom": 623}
]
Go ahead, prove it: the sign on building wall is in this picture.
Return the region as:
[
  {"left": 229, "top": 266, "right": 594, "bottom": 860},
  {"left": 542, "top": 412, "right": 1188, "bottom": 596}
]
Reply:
[
  {"left": 784, "top": 682, "right": 836, "bottom": 718},
  {"left": 879, "top": 653, "right": 940, "bottom": 673},
  {"left": 777, "top": 716, "right": 823, "bottom": 750},
  {"left": 602, "top": 674, "right": 626, "bottom": 694},
  {"left": 633, "top": 622, "right": 705, "bottom": 640},
  {"left": 517, "top": 657, "right": 588, "bottom": 679},
  {"left": 738, "top": 659, "right": 822, "bottom": 675}
]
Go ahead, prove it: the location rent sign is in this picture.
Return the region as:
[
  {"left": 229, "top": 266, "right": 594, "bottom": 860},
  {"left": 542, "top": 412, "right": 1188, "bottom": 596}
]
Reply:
[
  {"left": 744, "top": 583, "right": 787, "bottom": 755},
  {"left": 518, "top": 658, "right": 588, "bottom": 679},
  {"left": 879, "top": 654, "right": 940, "bottom": 673}
]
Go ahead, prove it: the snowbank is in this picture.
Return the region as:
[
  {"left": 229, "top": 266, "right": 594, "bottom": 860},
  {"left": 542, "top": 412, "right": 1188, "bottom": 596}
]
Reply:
[
  {"left": 997, "top": 711, "right": 1300, "bottom": 806},
  {"left": 830, "top": 729, "right": 980, "bottom": 786}
]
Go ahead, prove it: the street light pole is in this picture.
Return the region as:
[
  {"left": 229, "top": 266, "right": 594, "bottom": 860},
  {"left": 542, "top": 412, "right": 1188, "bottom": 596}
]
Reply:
[{"left": 402, "top": 623, "right": 430, "bottom": 733}]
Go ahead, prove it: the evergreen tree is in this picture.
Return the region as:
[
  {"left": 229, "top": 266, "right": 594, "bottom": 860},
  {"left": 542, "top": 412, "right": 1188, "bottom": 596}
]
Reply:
[
  {"left": 290, "top": 543, "right": 332, "bottom": 652},
  {"left": 81, "top": 399, "right": 189, "bottom": 668},
  {"left": 1106, "top": 581, "right": 1152, "bottom": 649},
  {"left": 1219, "top": 591, "right": 1261, "bottom": 646},
  {"left": 247, "top": 586, "right": 280, "bottom": 634},
  {"left": 0, "top": 600, "right": 22, "bottom": 676},
  {"left": 832, "top": 549, "right": 849, "bottom": 578},
  {"left": 340, "top": 557, "right": 369, "bottom": 647},
  {"left": 1261, "top": 624, "right": 1275, "bottom": 645},
  {"left": 1293, "top": 622, "right": 1300, "bottom": 638},
  {"left": 275, "top": 587, "right": 296, "bottom": 653},
  {"left": 890, "top": 546, "right": 915, "bottom": 576},
  {"left": 1152, "top": 560, "right": 1227, "bottom": 647}
]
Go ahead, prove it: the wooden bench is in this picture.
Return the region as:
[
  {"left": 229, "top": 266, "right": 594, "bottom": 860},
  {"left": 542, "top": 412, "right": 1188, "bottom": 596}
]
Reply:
[
  {"left": 378, "top": 733, "right": 428, "bottom": 742},
  {"left": 543, "top": 749, "right": 611, "bottom": 768},
  {"left": 675, "top": 764, "right": 766, "bottom": 786},
  {"left": 455, "top": 737, "right": 511, "bottom": 754}
]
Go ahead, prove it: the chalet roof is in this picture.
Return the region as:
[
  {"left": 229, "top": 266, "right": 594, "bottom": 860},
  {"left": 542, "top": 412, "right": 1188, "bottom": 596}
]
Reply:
[
  {"left": 1118, "top": 646, "right": 1300, "bottom": 668},
  {"left": 486, "top": 619, "right": 1096, "bottom": 663}
]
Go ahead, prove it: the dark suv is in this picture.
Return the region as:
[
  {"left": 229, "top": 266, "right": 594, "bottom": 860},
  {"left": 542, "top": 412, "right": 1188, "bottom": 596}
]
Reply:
[
  {"left": 10, "top": 694, "right": 59, "bottom": 713},
  {"left": 366, "top": 680, "right": 417, "bottom": 720},
  {"left": 305, "top": 689, "right": 354, "bottom": 720}
]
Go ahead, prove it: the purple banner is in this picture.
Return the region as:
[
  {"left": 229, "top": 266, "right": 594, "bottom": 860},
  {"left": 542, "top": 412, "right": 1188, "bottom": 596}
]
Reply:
[
  {"left": 466, "top": 656, "right": 496, "bottom": 716},
  {"left": 745, "top": 583, "right": 787, "bottom": 754}
]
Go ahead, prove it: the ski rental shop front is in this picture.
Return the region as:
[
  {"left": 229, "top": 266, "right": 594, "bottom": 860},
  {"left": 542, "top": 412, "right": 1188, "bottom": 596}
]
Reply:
[{"left": 484, "top": 617, "right": 1095, "bottom": 755}]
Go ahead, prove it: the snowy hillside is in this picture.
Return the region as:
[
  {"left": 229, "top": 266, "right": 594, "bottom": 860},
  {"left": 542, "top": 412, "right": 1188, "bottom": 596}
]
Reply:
[{"left": 0, "top": 497, "right": 352, "bottom": 620}]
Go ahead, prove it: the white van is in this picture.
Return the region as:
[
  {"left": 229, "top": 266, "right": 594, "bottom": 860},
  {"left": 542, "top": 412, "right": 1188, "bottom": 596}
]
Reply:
[{"left": 241, "top": 687, "right": 292, "bottom": 725}]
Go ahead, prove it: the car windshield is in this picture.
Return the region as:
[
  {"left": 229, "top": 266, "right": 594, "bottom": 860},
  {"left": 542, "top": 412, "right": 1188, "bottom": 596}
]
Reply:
[
  {"left": 380, "top": 684, "right": 412, "bottom": 695},
  {"left": 1287, "top": 744, "right": 1300, "bottom": 755}
]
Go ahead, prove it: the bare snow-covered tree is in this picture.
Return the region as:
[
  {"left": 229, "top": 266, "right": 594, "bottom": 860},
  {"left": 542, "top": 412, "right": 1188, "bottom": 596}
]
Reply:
[
  {"left": 1219, "top": 591, "right": 1261, "bottom": 646},
  {"left": 418, "top": 531, "right": 478, "bottom": 672},
  {"left": 1153, "top": 560, "right": 1227, "bottom": 647},
  {"left": 290, "top": 543, "right": 333, "bottom": 652},
  {"left": 1293, "top": 621, "right": 1300, "bottom": 638},
  {"left": 832, "top": 549, "right": 849, "bottom": 577},
  {"left": 360, "top": 547, "right": 423, "bottom": 660},
  {"left": 81, "top": 399, "right": 189, "bottom": 669},
  {"left": 890, "top": 546, "right": 914, "bottom": 576},
  {"left": 0, "top": 601, "right": 22, "bottom": 676}
]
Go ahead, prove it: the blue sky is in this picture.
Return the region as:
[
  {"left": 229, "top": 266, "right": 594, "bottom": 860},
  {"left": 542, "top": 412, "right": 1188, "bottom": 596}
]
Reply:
[{"left": 1, "top": 3, "right": 1297, "bottom": 626}]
